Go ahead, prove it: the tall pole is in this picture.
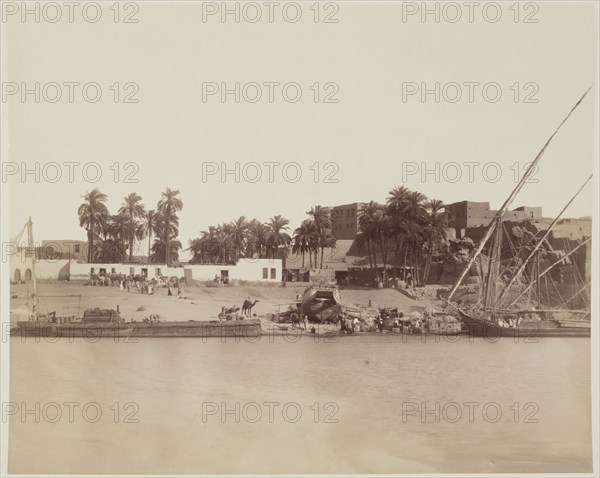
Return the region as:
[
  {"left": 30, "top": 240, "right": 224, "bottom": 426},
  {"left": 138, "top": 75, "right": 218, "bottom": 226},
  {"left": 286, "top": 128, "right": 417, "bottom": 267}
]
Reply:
[
  {"left": 27, "top": 217, "right": 38, "bottom": 320},
  {"left": 447, "top": 87, "right": 592, "bottom": 303},
  {"left": 507, "top": 237, "right": 591, "bottom": 307}
]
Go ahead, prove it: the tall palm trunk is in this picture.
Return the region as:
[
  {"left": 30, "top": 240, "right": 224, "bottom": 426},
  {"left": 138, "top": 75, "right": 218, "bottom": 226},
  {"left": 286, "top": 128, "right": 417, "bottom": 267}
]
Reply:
[
  {"left": 393, "top": 238, "right": 403, "bottom": 279},
  {"left": 129, "top": 237, "right": 134, "bottom": 262},
  {"left": 423, "top": 243, "right": 434, "bottom": 283},
  {"left": 90, "top": 214, "right": 96, "bottom": 263},
  {"left": 371, "top": 240, "right": 379, "bottom": 281},
  {"left": 88, "top": 225, "right": 94, "bottom": 263},
  {"left": 148, "top": 232, "right": 152, "bottom": 263},
  {"left": 379, "top": 233, "right": 388, "bottom": 271},
  {"left": 165, "top": 209, "right": 171, "bottom": 266},
  {"left": 412, "top": 247, "right": 420, "bottom": 286}
]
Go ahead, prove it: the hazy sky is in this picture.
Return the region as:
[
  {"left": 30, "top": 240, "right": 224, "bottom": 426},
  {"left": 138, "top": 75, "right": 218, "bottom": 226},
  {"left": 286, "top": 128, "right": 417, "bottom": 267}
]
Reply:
[{"left": 3, "top": 1, "right": 598, "bottom": 258}]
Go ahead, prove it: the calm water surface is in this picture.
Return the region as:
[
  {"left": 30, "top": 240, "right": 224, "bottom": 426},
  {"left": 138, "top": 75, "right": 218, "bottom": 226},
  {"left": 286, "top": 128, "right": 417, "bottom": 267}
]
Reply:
[{"left": 9, "top": 335, "right": 592, "bottom": 474}]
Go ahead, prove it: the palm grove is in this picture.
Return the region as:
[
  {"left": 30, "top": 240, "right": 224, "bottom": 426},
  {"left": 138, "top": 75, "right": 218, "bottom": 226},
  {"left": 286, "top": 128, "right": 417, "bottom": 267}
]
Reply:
[{"left": 78, "top": 186, "right": 449, "bottom": 285}]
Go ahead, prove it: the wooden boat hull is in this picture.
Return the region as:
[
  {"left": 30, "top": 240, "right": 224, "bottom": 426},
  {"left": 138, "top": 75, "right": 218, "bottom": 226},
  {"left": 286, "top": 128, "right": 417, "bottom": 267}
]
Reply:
[
  {"left": 300, "top": 285, "right": 342, "bottom": 323},
  {"left": 426, "top": 329, "right": 468, "bottom": 336},
  {"left": 13, "top": 321, "right": 134, "bottom": 338},
  {"left": 12, "top": 319, "right": 262, "bottom": 339},
  {"left": 557, "top": 320, "right": 591, "bottom": 329},
  {"left": 459, "top": 312, "right": 590, "bottom": 338},
  {"left": 128, "top": 319, "right": 262, "bottom": 338},
  {"left": 301, "top": 302, "right": 342, "bottom": 323}
]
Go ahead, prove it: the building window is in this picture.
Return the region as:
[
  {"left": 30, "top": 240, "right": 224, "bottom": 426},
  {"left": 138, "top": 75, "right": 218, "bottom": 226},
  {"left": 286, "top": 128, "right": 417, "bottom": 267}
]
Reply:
[
  {"left": 74, "top": 244, "right": 80, "bottom": 253},
  {"left": 262, "top": 268, "right": 268, "bottom": 279},
  {"left": 270, "top": 268, "right": 276, "bottom": 279},
  {"left": 156, "top": 268, "right": 161, "bottom": 276},
  {"left": 111, "top": 268, "right": 116, "bottom": 274},
  {"left": 90, "top": 267, "right": 95, "bottom": 274}
]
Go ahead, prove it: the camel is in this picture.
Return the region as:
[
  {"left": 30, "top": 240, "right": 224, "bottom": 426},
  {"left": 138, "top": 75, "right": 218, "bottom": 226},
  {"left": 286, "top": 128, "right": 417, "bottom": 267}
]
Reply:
[{"left": 241, "top": 299, "right": 259, "bottom": 317}]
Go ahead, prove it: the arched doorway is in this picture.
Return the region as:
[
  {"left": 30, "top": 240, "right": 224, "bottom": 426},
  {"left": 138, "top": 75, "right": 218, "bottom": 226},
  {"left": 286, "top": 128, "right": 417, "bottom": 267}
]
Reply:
[
  {"left": 14, "top": 269, "right": 21, "bottom": 282},
  {"left": 25, "top": 269, "right": 32, "bottom": 281}
]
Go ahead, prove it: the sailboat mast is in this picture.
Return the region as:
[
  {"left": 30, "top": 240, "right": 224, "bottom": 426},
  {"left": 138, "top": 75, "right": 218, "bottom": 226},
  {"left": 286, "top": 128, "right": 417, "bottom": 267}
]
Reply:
[
  {"left": 27, "top": 217, "right": 39, "bottom": 320},
  {"left": 495, "top": 174, "right": 592, "bottom": 306},
  {"left": 507, "top": 237, "right": 591, "bottom": 307},
  {"left": 446, "top": 87, "right": 591, "bottom": 303},
  {"left": 535, "top": 249, "right": 542, "bottom": 309},
  {"left": 483, "top": 216, "right": 503, "bottom": 312}
]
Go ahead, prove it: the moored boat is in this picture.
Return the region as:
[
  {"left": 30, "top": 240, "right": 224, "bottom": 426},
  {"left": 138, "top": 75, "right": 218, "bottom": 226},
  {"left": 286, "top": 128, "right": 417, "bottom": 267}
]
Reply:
[
  {"left": 300, "top": 285, "right": 343, "bottom": 323},
  {"left": 129, "top": 319, "right": 262, "bottom": 338},
  {"left": 458, "top": 311, "right": 590, "bottom": 338},
  {"left": 445, "top": 89, "right": 593, "bottom": 339}
]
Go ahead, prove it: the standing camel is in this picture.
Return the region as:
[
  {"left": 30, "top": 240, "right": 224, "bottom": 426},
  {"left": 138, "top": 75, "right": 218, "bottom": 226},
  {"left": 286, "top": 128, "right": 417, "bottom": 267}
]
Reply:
[{"left": 241, "top": 299, "right": 259, "bottom": 317}]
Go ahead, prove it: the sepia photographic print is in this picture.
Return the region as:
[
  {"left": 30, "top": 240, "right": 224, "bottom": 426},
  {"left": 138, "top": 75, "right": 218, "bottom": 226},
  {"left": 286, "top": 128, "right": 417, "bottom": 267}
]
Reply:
[{"left": 1, "top": 1, "right": 598, "bottom": 476}]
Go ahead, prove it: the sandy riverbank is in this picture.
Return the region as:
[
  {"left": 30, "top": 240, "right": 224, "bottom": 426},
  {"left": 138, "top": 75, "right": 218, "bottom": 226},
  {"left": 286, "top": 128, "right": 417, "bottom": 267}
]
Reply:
[{"left": 9, "top": 281, "right": 440, "bottom": 324}]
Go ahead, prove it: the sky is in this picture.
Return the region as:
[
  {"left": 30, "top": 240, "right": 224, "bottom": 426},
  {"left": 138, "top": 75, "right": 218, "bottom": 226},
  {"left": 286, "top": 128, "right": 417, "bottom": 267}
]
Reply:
[{"left": 2, "top": 1, "right": 598, "bottom": 259}]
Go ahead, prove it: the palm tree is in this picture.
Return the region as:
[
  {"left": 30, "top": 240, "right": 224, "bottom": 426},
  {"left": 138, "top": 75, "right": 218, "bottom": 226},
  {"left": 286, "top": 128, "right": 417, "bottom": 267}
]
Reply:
[
  {"left": 386, "top": 185, "right": 411, "bottom": 213},
  {"left": 198, "top": 226, "right": 218, "bottom": 263},
  {"left": 386, "top": 187, "right": 428, "bottom": 277},
  {"left": 359, "top": 201, "right": 381, "bottom": 280},
  {"left": 187, "top": 237, "right": 206, "bottom": 264},
  {"left": 229, "top": 216, "right": 249, "bottom": 261},
  {"left": 150, "top": 238, "right": 182, "bottom": 264},
  {"left": 142, "top": 209, "right": 160, "bottom": 262},
  {"left": 319, "top": 231, "right": 337, "bottom": 267},
  {"left": 157, "top": 188, "right": 183, "bottom": 266},
  {"left": 307, "top": 205, "right": 332, "bottom": 268},
  {"left": 292, "top": 219, "right": 318, "bottom": 268},
  {"left": 422, "top": 199, "right": 449, "bottom": 282},
  {"left": 213, "top": 224, "right": 233, "bottom": 263},
  {"left": 247, "top": 219, "right": 270, "bottom": 259},
  {"left": 78, "top": 189, "right": 109, "bottom": 263},
  {"left": 119, "top": 193, "right": 146, "bottom": 261},
  {"left": 403, "top": 220, "right": 425, "bottom": 285},
  {"left": 97, "top": 238, "right": 127, "bottom": 263},
  {"left": 405, "top": 191, "right": 428, "bottom": 221},
  {"left": 267, "top": 215, "right": 291, "bottom": 264},
  {"left": 104, "top": 213, "right": 129, "bottom": 248},
  {"left": 151, "top": 213, "right": 181, "bottom": 264}
]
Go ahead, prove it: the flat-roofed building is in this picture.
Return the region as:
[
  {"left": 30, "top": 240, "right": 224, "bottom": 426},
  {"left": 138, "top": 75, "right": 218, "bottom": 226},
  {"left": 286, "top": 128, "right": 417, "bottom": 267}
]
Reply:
[{"left": 330, "top": 202, "right": 363, "bottom": 240}]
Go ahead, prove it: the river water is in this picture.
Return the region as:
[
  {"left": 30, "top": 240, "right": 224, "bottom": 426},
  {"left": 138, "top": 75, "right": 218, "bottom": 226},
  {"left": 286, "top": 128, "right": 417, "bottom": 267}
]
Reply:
[{"left": 8, "top": 334, "right": 592, "bottom": 474}]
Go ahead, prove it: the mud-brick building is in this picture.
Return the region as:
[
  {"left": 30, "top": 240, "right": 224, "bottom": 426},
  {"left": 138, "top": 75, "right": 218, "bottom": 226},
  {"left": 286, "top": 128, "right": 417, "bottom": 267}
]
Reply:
[
  {"left": 330, "top": 202, "right": 363, "bottom": 240},
  {"left": 446, "top": 201, "right": 543, "bottom": 237}
]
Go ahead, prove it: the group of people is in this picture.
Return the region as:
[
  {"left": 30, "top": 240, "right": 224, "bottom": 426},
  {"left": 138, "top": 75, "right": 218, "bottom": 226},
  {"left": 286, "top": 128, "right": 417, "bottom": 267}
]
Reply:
[
  {"left": 89, "top": 272, "right": 115, "bottom": 286},
  {"left": 118, "top": 277, "right": 156, "bottom": 295},
  {"left": 343, "top": 314, "right": 420, "bottom": 334},
  {"left": 213, "top": 274, "right": 229, "bottom": 285},
  {"left": 129, "top": 314, "right": 162, "bottom": 323},
  {"left": 338, "top": 314, "right": 361, "bottom": 334},
  {"left": 495, "top": 316, "right": 521, "bottom": 328},
  {"left": 89, "top": 272, "right": 183, "bottom": 298}
]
